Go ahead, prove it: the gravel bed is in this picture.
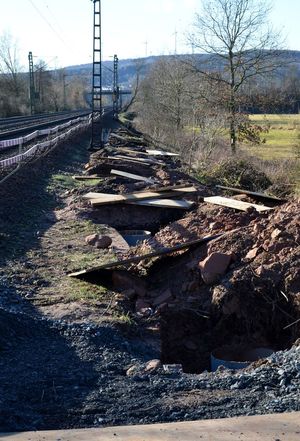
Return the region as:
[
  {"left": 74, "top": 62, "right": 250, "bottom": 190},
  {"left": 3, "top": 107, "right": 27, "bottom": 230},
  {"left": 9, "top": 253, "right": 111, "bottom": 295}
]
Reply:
[{"left": 0, "top": 305, "right": 299, "bottom": 432}]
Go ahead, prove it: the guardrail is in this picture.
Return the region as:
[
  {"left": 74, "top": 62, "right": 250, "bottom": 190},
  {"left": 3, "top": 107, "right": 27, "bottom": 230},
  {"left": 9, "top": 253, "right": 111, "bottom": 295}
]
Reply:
[{"left": 0, "top": 113, "right": 93, "bottom": 169}]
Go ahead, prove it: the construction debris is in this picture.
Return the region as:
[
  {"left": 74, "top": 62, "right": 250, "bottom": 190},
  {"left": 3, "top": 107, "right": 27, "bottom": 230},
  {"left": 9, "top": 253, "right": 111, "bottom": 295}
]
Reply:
[
  {"left": 110, "top": 169, "right": 156, "bottom": 184},
  {"left": 68, "top": 233, "right": 223, "bottom": 278},
  {"left": 204, "top": 195, "right": 274, "bottom": 212},
  {"left": 0, "top": 122, "right": 299, "bottom": 432},
  {"left": 217, "top": 185, "right": 286, "bottom": 202},
  {"left": 69, "top": 126, "right": 299, "bottom": 375}
]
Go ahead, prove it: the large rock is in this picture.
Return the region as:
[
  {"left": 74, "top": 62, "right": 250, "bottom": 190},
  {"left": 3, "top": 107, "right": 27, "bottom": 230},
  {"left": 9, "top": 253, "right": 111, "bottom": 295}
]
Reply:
[
  {"left": 85, "top": 234, "right": 112, "bottom": 249},
  {"left": 144, "top": 359, "right": 161, "bottom": 373},
  {"left": 199, "top": 252, "right": 232, "bottom": 285},
  {"left": 85, "top": 233, "right": 99, "bottom": 246},
  {"left": 245, "top": 246, "right": 261, "bottom": 260},
  {"left": 95, "top": 235, "right": 112, "bottom": 249}
]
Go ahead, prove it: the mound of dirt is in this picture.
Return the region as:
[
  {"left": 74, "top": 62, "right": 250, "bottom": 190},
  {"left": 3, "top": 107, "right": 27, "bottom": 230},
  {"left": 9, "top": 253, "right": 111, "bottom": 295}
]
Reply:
[
  {"left": 157, "top": 201, "right": 300, "bottom": 372},
  {"left": 138, "top": 202, "right": 262, "bottom": 252}
]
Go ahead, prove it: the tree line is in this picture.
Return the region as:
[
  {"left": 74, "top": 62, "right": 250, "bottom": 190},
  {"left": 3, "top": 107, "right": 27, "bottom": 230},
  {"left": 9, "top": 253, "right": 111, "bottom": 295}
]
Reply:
[
  {"left": 0, "top": 32, "right": 88, "bottom": 118},
  {"left": 132, "top": 0, "right": 300, "bottom": 155}
]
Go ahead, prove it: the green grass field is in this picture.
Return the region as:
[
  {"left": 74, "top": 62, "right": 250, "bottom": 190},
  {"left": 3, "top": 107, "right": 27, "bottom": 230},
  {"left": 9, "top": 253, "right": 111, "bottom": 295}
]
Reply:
[{"left": 248, "top": 114, "right": 300, "bottom": 160}]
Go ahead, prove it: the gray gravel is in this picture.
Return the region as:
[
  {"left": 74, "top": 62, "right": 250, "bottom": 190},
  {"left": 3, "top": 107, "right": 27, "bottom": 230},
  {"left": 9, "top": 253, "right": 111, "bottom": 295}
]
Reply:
[{"left": 0, "top": 304, "right": 299, "bottom": 432}]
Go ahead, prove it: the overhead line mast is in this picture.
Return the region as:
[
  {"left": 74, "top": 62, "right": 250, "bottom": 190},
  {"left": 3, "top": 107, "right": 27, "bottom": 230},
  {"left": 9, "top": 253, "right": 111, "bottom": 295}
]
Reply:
[
  {"left": 28, "top": 52, "right": 36, "bottom": 115},
  {"left": 90, "top": 0, "right": 103, "bottom": 149},
  {"left": 113, "top": 54, "right": 119, "bottom": 119}
]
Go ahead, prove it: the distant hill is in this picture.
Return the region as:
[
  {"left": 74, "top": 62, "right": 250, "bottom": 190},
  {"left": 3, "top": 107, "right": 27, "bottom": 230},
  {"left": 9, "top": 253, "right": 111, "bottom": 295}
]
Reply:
[
  {"left": 65, "top": 50, "right": 300, "bottom": 89},
  {"left": 65, "top": 56, "right": 160, "bottom": 88}
]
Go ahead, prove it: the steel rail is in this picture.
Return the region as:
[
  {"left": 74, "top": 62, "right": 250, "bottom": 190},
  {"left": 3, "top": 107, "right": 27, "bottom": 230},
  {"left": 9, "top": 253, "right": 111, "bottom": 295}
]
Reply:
[
  {"left": 0, "top": 110, "right": 85, "bottom": 127},
  {"left": 0, "top": 111, "right": 91, "bottom": 141}
]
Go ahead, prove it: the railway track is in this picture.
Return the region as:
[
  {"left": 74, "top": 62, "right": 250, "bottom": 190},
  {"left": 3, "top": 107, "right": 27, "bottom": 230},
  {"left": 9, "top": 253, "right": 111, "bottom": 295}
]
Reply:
[
  {"left": 0, "top": 110, "right": 91, "bottom": 141},
  {"left": 0, "top": 112, "right": 93, "bottom": 170},
  {"left": 0, "top": 107, "right": 113, "bottom": 170}
]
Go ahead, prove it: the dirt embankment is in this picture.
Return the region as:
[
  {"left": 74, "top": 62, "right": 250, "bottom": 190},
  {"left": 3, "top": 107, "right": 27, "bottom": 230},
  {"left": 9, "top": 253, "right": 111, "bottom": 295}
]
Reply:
[{"left": 0, "top": 124, "right": 299, "bottom": 432}]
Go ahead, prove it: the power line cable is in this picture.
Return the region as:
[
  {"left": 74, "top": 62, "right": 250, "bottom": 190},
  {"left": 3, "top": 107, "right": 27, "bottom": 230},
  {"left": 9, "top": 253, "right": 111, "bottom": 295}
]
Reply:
[
  {"left": 42, "top": 0, "right": 65, "bottom": 35},
  {"left": 27, "top": 0, "right": 82, "bottom": 66},
  {"left": 27, "top": 0, "right": 66, "bottom": 45}
]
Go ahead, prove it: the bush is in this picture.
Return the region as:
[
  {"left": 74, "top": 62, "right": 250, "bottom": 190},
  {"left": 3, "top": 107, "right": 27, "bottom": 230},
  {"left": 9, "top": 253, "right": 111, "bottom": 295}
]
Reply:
[{"left": 197, "top": 158, "right": 272, "bottom": 191}]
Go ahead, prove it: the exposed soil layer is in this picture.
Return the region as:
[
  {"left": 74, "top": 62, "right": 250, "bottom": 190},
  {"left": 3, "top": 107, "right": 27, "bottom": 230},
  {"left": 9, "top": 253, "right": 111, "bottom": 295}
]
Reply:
[{"left": 0, "top": 123, "right": 299, "bottom": 432}]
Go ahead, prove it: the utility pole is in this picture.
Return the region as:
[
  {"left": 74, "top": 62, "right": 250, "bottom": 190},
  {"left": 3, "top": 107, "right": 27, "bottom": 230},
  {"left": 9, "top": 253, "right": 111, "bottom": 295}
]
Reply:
[
  {"left": 63, "top": 71, "right": 67, "bottom": 110},
  {"left": 174, "top": 28, "right": 178, "bottom": 55},
  {"left": 113, "top": 54, "right": 119, "bottom": 119},
  {"left": 144, "top": 40, "right": 148, "bottom": 58},
  {"left": 90, "top": 0, "right": 103, "bottom": 149},
  {"left": 28, "top": 51, "right": 35, "bottom": 115}
]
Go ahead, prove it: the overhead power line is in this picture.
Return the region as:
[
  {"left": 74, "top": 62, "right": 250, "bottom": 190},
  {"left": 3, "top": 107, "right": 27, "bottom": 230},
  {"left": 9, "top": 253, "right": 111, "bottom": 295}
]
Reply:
[
  {"left": 42, "top": 0, "right": 65, "bottom": 35},
  {"left": 27, "top": 0, "right": 66, "bottom": 45}
]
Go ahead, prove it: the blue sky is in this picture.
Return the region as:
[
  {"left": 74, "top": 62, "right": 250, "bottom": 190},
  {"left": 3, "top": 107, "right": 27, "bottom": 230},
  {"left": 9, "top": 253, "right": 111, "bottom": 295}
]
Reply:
[{"left": 0, "top": 0, "right": 299, "bottom": 69}]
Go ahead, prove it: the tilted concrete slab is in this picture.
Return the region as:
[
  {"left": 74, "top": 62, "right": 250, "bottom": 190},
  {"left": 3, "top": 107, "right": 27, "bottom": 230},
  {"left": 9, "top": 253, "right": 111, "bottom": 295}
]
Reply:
[{"left": 1, "top": 412, "right": 300, "bottom": 440}]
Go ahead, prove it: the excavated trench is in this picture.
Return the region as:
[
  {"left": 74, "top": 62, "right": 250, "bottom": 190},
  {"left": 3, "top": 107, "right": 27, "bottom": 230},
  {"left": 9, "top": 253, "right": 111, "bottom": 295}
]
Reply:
[
  {"left": 77, "top": 190, "right": 300, "bottom": 376},
  {"left": 82, "top": 249, "right": 299, "bottom": 375},
  {"left": 83, "top": 203, "right": 187, "bottom": 232},
  {"left": 1, "top": 123, "right": 299, "bottom": 431},
  {"left": 160, "top": 302, "right": 296, "bottom": 373}
]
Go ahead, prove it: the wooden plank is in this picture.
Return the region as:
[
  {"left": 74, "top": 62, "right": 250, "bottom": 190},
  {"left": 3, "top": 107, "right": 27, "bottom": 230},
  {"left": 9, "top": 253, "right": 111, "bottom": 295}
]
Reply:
[
  {"left": 116, "top": 147, "right": 147, "bottom": 156},
  {"left": 104, "top": 156, "right": 151, "bottom": 166},
  {"left": 149, "top": 184, "right": 198, "bottom": 193},
  {"left": 117, "top": 147, "right": 179, "bottom": 157},
  {"left": 204, "top": 196, "right": 274, "bottom": 212},
  {"left": 107, "top": 155, "right": 164, "bottom": 165},
  {"left": 72, "top": 175, "right": 101, "bottom": 180},
  {"left": 108, "top": 155, "right": 152, "bottom": 163},
  {"left": 146, "top": 149, "right": 179, "bottom": 157},
  {"left": 110, "top": 169, "right": 155, "bottom": 184},
  {"left": 110, "top": 133, "right": 144, "bottom": 143},
  {"left": 162, "top": 186, "right": 197, "bottom": 193},
  {"left": 216, "top": 185, "right": 285, "bottom": 202},
  {"left": 89, "top": 191, "right": 189, "bottom": 207},
  {"left": 68, "top": 233, "right": 223, "bottom": 277},
  {"left": 83, "top": 186, "right": 197, "bottom": 201},
  {"left": 127, "top": 198, "right": 194, "bottom": 209}
]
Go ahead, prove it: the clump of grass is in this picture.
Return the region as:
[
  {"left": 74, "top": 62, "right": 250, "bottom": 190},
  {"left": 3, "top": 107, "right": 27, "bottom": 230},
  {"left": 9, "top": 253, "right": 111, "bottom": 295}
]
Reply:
[
  {"left": 47, "top": 174, "right": 102, "bottom": 193},
  {"left": 48, "top": 174, "right": 78, "bottom": 192},
  {"left": 68, "top": 250, "right": 117, "bottom": 271},
  {"left": 62, "top": 219, "right": 108, "bottom": 237},
  {"left": 67, "top": 279, "right": 107, "bottom": 303},
  {"left": 114, "top": 311, "right": 135, "bottom": 325}
]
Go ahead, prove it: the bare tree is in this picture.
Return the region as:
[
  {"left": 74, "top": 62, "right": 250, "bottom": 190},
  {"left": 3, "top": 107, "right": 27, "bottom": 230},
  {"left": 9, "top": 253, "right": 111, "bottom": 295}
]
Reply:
[
  {"left": 0, "top": 31, "right": 23, "bottom": 96},
  {"left": 0, "top": 31, "right": 29, "bottom": 116},
  {"left": 134, "top": 57, "right": 192, "bottom": 148},
  {"left": 123, "top": 59, "right": 145, "bottom": 112},
  {"left": 191, "top": 0, "right": 284, "bottom": 152},
  {"left": 34, "top": 60, "right": 53, "bottom": 112}
]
